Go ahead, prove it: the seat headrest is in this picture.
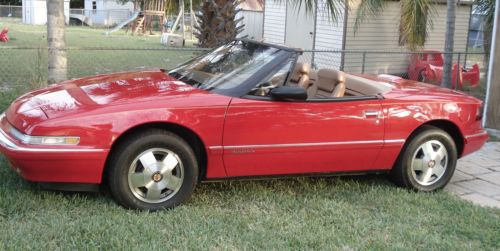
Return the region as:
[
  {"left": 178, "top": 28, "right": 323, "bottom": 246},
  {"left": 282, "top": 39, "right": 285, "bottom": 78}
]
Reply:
[
  {"left": 317, "top": 69, "right": 345, "bottom": 92},
  {"left": 295, "top": 62, "right": 311, "bottom": 75}
]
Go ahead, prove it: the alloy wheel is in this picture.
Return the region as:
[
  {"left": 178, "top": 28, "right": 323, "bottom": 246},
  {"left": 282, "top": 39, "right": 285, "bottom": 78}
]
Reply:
[
  {"left": 410, "top": 140, "right": 449, "bottom": 186},
  {"left": 128, "top": 148, "right": 184, "bottom": 203}
]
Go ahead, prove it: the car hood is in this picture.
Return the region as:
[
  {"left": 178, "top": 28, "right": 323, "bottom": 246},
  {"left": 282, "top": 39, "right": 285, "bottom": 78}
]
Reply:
[{"left": 6, "top": 70, "right": 206, "bottom": 130}]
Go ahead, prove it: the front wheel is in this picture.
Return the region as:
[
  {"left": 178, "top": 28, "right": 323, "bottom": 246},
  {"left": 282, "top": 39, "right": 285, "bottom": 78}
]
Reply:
[
  {"left": 108, "top": 130, "right": 198, "bottom": 210},
  {"left": 391, "top": 126, "right": 457, "bottom": 192}
]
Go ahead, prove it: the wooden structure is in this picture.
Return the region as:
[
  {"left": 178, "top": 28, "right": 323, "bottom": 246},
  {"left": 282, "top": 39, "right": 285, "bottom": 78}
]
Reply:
[{"left": 131, "top": 0, "right": 166, "bottom": 35}]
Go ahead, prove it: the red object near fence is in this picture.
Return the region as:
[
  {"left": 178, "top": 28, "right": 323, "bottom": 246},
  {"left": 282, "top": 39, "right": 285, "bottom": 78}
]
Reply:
[
  {"left": 0, "top": 27, "right": 9, "bottom": 42},
  {"left": 408, "top": 50, "right": 480, "bottom": 89}
]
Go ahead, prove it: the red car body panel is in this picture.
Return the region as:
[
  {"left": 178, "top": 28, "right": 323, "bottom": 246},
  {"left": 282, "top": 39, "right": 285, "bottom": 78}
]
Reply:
[
  {"left": 222, "top": 97, "right": 385, "bottom": 176},
  {"left": 0, "top": 70, "right": 487, "bottom": 185}
]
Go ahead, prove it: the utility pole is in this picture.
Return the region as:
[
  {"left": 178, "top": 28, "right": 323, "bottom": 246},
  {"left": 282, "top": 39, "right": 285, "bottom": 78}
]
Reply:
[
  {"left": 484, "top": 0, "right": 500, "bottom": 129},
  {"left": 442, "top": 0, "right": 457, "bottom": 89}
]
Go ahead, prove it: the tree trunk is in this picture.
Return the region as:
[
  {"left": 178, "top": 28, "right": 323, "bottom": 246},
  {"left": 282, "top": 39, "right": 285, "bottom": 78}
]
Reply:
[
  {"left": 442, "top": 0, "right": 456, "bottom": 89},
  {"left": 485, "top": 0, "right": 500, "bottom": 129},
  {"left": 194, "top": 0, "right": 244, "bottom": 48},
  {"left": 47, "top": 0, "right": 67, "bottom": 85}
]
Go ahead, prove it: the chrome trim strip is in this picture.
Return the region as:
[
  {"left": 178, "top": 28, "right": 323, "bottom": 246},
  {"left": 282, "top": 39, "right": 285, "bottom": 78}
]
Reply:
[
  {"left": 224, "top": 140, "right": 384, "bottom": 149},
  {"left": 0, "top": 126, "right": 106, "bottom": 153},
  {"left": 208, "top": 139, "right": 406, "bottom": 150},
  {"left": 208, "top": 146, "right": 223, "bottom": 150},
  {"left": 465, "top": 131, "right": 488, "bottom": 139},
  {"left": 384, "top": 139, "right": 406, "bottom": 144}
]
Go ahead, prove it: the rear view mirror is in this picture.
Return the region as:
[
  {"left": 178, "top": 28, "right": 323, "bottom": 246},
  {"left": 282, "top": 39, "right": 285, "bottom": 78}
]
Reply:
[{"left": 270, "top": 86, "right": 307, "bottom": 101}]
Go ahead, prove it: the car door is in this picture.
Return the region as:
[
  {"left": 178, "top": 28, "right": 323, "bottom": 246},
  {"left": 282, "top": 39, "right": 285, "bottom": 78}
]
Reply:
[{"left": 222, "top": 97, "right": 385, "bottom": 177}]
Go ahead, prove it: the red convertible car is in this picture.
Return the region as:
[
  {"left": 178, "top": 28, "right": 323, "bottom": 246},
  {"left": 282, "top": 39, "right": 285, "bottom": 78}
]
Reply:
[{"left": 0, "top": 40, "right": 488, "bottom": 210}]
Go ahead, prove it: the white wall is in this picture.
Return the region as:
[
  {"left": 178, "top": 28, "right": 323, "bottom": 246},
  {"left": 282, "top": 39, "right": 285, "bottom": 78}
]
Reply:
[
  {"left": 83, "top": 0, "right": 133, "bottom": 26},
  {"left": 263, "top": 0, "right": 286, "bottom": 44},
  {"left": 343, "top": 0, "right": 471, "bottom": 75},
  {"left": 312, "top": 0, "right": 345, "bottom": 70},
  {"left": 22, "top": 0, "right": 70, "bottom": 25},
  {"left": 104, "top": 0, "right": 133, "bottom": 10},
  {"left": 84, "top": 0, "right": 133, "bottom": 11},
  {"left": 261, "top": 0, "right": 472, "bottom": 74},
  {"left": 238, "top": 10, "right": 263, "bottom": 40}
]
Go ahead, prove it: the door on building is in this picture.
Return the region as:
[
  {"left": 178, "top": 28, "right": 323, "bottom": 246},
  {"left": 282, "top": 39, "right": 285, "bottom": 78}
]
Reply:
[{"left": 285, "top": 3, "right": 315, "bottom": 50}]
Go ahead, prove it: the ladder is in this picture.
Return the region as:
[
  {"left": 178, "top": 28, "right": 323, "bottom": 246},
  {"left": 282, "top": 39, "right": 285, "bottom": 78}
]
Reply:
[{"left": 132, "top": 16, "right": 145, "bottom": 34}]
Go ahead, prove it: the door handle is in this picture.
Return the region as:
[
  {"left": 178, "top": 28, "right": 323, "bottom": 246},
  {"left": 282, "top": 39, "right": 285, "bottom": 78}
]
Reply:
[{"left": 364, "top": 111, "right": 380, "bottom": 119}]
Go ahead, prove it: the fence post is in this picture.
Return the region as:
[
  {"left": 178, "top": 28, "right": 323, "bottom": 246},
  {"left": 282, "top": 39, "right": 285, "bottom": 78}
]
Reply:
[
  {"left": 456, "top": 53, "right": 461, "bottom": 90},
  {"left": 361, "top": 52, "right": 366, "bottom": 74},
  {"left": 107, "top": 10, "right": 110, "bottom": 28}
]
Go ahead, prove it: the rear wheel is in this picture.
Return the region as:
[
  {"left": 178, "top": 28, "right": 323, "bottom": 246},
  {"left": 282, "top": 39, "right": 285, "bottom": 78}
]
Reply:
[
  {"left": 391, "top": 126, "right": 457, "bottom": 191},
  {"left": 108, "top": 129, "right": 198, "bottom": 210}
]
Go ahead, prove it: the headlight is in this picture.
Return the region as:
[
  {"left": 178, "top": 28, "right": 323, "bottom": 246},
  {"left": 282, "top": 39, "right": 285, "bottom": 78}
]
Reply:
[{"left": 8, "top": 123, "right": 80, "bottom": 146}]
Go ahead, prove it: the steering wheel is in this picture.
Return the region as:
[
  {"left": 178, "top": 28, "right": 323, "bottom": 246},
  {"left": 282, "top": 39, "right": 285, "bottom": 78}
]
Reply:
[{"left": 250, "top": 82, "right": 276, "bottom": 96}]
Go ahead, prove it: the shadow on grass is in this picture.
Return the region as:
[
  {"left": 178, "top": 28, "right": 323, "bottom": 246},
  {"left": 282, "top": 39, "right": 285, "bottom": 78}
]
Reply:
[{"left": 1, "top": 162, "right": 397, "bottom": 210}]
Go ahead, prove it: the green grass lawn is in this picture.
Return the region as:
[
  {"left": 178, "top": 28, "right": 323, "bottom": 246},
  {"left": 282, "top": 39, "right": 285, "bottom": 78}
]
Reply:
[{"left": 0, "top": 156, "right": 499, "bottom": 249}]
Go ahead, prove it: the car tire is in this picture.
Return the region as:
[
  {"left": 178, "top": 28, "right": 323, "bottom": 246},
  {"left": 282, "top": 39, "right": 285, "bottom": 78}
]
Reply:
[
  {"left": 108, "top": 129, "right": 198, "bottom": 210},
  {"left": 391, "top": 126, "right": 457, "bottom": 192}
]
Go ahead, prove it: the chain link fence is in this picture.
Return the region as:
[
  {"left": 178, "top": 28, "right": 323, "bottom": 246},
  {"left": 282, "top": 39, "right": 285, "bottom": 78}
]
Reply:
[
  {"left": 0, "top": 5, "right": 21, "bottom": 19},
  {"left": 0, "top": 46, "right": 489, "bottom": 100},
  {"left": 0, "top": 47, "right": 208, "bottom": 90},
  {"left": 300, "top": 50, "right": 489, "bottom": 100}
]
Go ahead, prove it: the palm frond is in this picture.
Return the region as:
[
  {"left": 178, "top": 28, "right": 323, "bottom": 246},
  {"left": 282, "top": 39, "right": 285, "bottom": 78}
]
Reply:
[
  {"left": 278, "top": 0, "right": 346, "bottom": 23},
  {"left": 353, "top": 0, "right": 385, "bottom": 33},
  {"left": 474, "top": 0, "right": 495, "bottom": 32},
  {"left": 399, "top": 0, "right": 436, "bottom": 51}
]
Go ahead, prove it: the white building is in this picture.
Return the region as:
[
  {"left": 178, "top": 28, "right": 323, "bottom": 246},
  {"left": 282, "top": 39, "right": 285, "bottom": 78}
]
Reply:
[
  {"left": 83, "top": 0, "right": 134, "bottom": 26},
  {"left": 263, "top": 0, "right": 473, "bottom": 74},
  {"left": 22, "top": 0, "right": 70, "bottom": 25},
  {"left": 237, "top": 0, "right": 264, "bottom": 40}
]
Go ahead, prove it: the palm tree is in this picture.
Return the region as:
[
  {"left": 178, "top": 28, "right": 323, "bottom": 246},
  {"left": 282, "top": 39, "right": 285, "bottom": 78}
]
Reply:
[
  {"left": 194, "top": 0, "right": 244, "bottom": 48},
  {"left": 46, "top": 0, "right": 67, "bottom": 85}
]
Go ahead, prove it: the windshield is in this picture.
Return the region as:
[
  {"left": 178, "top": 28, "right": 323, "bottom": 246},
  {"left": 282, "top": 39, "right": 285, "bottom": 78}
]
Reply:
[{"left": 168, "top": 40, "right": 294, "bottom": 96}]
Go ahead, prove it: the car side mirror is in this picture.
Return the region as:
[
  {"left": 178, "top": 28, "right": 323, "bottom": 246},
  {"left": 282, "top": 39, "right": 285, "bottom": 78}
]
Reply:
[{"left": 270, "top": 86, "right": 308, "bottom": 101}]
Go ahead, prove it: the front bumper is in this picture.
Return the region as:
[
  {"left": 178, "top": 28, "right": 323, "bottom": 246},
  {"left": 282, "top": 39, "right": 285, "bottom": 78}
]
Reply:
[
  {"left": 0, "top": 119, "right": 109, "bottom": 184},
  {"left": 462, "top": 130, "right": 489, "bottom": 157}
]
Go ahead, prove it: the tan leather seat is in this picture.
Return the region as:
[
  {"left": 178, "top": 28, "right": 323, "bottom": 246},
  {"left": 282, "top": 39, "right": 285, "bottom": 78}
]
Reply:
[
  {"left": 289, "top": 62, "right": 311, "bottom": 87},
  {"left": 314, "top": 69, "right": 346, "bottom": 98},
  {"left": 289, "top": 62, "right": 318, "bottom": 98}
]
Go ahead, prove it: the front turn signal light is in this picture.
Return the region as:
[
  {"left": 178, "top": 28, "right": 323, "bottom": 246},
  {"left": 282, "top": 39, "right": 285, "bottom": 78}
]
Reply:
[
  {"left": 27, "top": 136, "right": 81, "bottom": 145},
  {"left": 8, "top": 125, "right": 80, "bottom": 146}
]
